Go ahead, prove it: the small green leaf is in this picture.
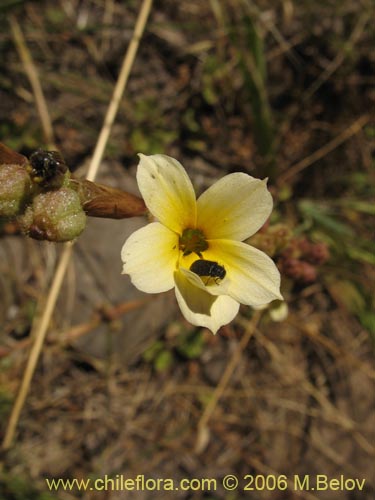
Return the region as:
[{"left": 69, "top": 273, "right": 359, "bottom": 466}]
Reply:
[
  {"left": 328, "top": 280, "right": 365, "bottom": 315},
  {"left": 154, "top": 350, "right": 174, "bottom": 372},
  {"left": 347, "top": 246, "right": 375, "bottom": 265},
  {"left": 299, "top": 201, "right": 354, "bottom": 237},
  {"left": 142, "top": 340, "right": 164, "bottom": 362},
  {"left": 359, "top": 311, "right": 375, "bottom": 338},
  {"left": 177, "top": 330, "right": 204, "bottom": 359}
]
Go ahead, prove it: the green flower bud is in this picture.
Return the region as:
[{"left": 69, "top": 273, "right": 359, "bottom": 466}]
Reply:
[
  {"left": 17, "top": 187, "right": 86, "bottom": 242},
  {"left": 0, "top": 164, "right": 32, "bottom": 217}
]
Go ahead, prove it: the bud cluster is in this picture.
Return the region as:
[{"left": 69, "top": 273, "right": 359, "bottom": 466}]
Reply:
[
  {"left": 0, "top": 143, "right": 147, "bottom": 242},
  {"left": 277, "top": 238, "right": 330, "bottom": 284},
  {"left": 249, "top": 223, "right": 329, "bottom": 285},
  {"left": 0, "top": 146, "right": 86, "bottom": 242}
]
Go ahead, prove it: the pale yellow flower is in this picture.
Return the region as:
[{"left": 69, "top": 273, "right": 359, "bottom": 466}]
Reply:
[{"left": 121, "top": 154, "right": 282, "bottom": 334}]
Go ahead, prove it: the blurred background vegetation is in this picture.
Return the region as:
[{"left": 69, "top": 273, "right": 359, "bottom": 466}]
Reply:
[{"left": 0, "top": 0, "right": 374, "bottom": 499}]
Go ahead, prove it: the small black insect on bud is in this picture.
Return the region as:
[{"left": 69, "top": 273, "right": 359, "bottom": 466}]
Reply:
[
  {"left": 190, "top": 259, "right": 226, "bottom": 285},
  {"left": 28, "top": 149, "right": 68, "bottom": 189}
]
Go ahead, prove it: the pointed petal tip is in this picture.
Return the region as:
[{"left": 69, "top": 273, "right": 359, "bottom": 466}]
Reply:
[{"left": 208, "top": 326, "right": 219, "bottom": 335}]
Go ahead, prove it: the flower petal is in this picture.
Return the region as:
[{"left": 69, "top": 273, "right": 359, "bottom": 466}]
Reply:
[
  {"left": 174, "top": 269, "right": 240, "bottom": 334},
  {"left": 137, "top": 154, "right": 197, "bottom": 234},
  {"left": 207, "top": 239, "right": 283, "bottom": 306},
  {"left": 197, "top": 173, "right": 272, "bottom": 241},
  {"left": 121, "top": 222, "right": 179, "bottom": 293},
  {"left": 269, "top": 301, "right": 288, "bottom": 322}
]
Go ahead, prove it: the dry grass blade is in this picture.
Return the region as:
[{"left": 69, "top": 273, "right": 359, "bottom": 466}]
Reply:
[
  {"left": 195, "top": 311, "right": 261, "bottom": 452},
  {"left": 278, "top": 114, "right": 370, "bottom": 184},
  {"left": 86, "top": 0, "right": 153, "bottom": 182},
  {"left": 1, "top": 0, "right": 154, "bottom": 452},
  {"left": 303, "top": 12, "right": 370, "bottom": 100},
  {"left": 0, "top": 298, "right": 150, "bottom": 357},
  {"left": 242, "top": 0, "right": 302, "bottom": 68},
  {"left": 1, "top": 243, "right": 73, "bottom": 450},
  {"left": 9, "top": 15, "right": 55, "bottom": 147}
]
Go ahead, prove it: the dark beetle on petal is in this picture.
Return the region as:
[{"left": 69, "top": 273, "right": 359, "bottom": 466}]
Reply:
[{"left": 190, "top": 259, "right": 226, "bottom": 284}]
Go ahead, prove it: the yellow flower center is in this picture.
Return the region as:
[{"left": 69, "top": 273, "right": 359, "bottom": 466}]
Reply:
[{"left": 179, "top": 228, "right": 208, "bottom": 257}]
